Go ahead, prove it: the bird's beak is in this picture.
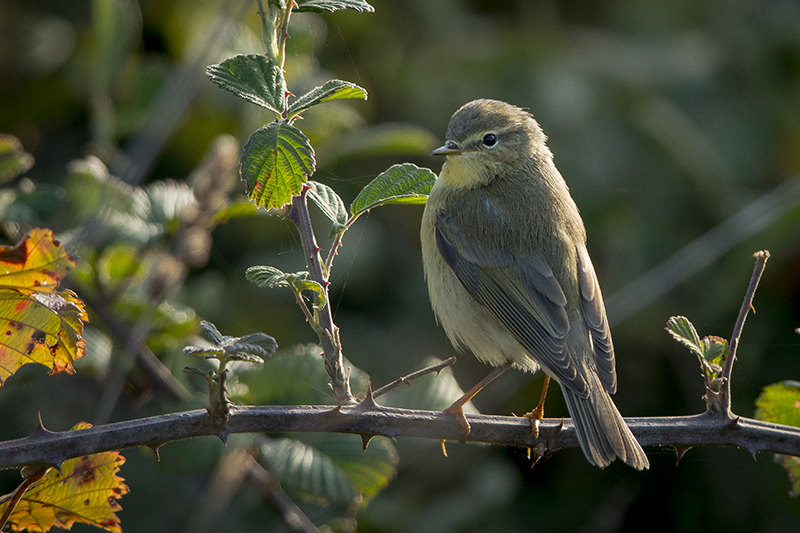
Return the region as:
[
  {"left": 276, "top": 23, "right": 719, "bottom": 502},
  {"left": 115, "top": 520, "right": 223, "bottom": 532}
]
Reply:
[{"left": 431, "top": 141, "right": 462, "bottom": 156}]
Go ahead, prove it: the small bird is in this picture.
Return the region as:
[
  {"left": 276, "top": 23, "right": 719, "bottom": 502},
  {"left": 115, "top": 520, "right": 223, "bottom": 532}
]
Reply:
[{"left": 421, "top": 99, "right": 648, "bottom": 469}]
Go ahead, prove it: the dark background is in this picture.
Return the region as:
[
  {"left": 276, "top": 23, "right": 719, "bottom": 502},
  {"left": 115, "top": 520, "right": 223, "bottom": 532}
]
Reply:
[{"left": 1, "top": 0, "right": 800, "bottom": 531}]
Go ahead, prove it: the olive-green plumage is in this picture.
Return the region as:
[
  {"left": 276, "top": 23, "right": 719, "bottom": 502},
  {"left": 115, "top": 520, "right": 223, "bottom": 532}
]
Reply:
[{"left": 421, "top": 99, "right": 648, "bottom": 469}]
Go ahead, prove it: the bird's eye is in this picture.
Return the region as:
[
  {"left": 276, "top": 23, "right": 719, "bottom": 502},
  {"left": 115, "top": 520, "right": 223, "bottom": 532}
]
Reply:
[{"left": 482, "top": 133, "right": 498, "bottom": 147}]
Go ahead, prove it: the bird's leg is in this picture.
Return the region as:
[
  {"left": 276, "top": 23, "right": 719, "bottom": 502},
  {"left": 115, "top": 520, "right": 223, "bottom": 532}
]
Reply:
[
  {"left": 444, "top": 361, "right": 513, "bottom": 433},
  {"left": 524, "top": 375, "right": 551, "bottom": 440}
]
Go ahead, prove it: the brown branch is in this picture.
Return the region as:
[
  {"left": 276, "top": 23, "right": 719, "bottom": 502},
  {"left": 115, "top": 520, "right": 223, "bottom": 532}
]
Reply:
[
  {"left": 2, "top": 404, "right": 799, "bottom": 471},
  {"left": 372, "top": 356, "right": 457, "bottom": 399},
  {"left": 720, "top": 250, "right": 770, "bottom": 415}
]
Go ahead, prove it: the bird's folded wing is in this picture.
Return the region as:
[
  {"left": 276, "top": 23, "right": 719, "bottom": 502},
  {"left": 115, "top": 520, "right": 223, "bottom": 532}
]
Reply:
[
  {"left": 576, "top": 245, "right": 617, "bottom": 393},
  {"left": 435, "top": 212, "right": 589, "bottom": 397}
]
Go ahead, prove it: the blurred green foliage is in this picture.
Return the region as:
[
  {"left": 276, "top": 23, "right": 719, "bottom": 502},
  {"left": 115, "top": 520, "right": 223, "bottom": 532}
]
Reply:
[{"left": 1, "top": 0, "right": 800, "bottom": 531}]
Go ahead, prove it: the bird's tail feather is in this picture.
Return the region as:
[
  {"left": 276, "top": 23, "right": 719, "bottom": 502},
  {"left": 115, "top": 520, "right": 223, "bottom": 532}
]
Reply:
[{"left": 561, "top": 376, "right": 649, "bottom": 470}]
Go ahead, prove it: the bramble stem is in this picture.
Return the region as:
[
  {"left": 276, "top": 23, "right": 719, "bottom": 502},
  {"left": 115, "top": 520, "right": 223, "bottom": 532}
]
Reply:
[
  {"left": 720, "top": 250, "right": 769, "bottom": 416},
  {"left": 285, "top": 187, "right": 354, "bottom": 404}
]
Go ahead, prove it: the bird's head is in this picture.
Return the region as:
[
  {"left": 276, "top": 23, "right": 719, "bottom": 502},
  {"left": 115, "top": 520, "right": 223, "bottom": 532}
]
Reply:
[{"left": 431, "top": 99, "right": 550, "bottom": 187}]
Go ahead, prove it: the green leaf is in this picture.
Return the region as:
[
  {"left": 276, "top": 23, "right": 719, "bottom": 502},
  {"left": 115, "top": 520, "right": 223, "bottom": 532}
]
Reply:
[
  {"left": 755, "top": 381, "right": 800, "bottom": 497},
  {"left": 307, "top": 181, "right": 348, "bottom": 234},
  {"left": 241, "top": 122, "right": 315, "bottom": 209},
  {"left": 294, "top": 0, "right": 374, "bottom": 13},
  {"left": 755, "top": 381, "right": 800, "bottom": 427},
  {"left": 0, "top": 134, "right": 34, "bottom": 183},
  {"left": 245, "top": 266, "right": 309, "bottom": 289},
  {"left": 184, "top": 320, "right": 276, "bottom": 363},
  {"left": 258, "top": 434, "right": 396, "bottom": 508},
  {"left": 246, "top": 266, "right": 326, "bottom": 308},
  {"left": 206, "top": 54, "right": 286, "bottom": 115},
  {"left": 350, "top": 163, "right": 436, "bottom": 219},
  {"left": 700, "top": 335, "right": 729, "bottom": 365},
  {"left": 259, "top": 437, "right": 356, "bottom": 505},
  {"left": 286, "top": 80, "right": 367, "bottom": 119},
  {"left": 294, "top": 279, "right": 327, "bottom": 310},
  {"left": 665, "top": 316, "right": 703, "bottom": 358}
]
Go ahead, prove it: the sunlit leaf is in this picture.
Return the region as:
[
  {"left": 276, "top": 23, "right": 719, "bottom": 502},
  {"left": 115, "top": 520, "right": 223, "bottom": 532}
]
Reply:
[
  {"left": 307, "top": 181, "right": 348, "bottom": 236},
  {"left": 183, "top": 320, "right": 276, "bottom": 363},
  {"left": 665, "top": 316, "right": 703, "bottom": 358},
  {"left": 700, "top": 335, "right": 728, "bottom": 365},
  {"left": 246, "top": 266, "right": 326, "bottom": 309},
  {"left": 0, "top": 228, "right": 78, "bottom": 293},
  {"left": 0, "top": 134, "right": 34, "bottom": 183},
  {"left": 293, "top": 279, "right": 327, "bottom": 310},
  {"left": 286, "top": 80, "right": 367, "bottom": 119},
  {"left": 245, "top": 265, "right": 308, "bottom": 289},
  {"left": 206, "top": 54, "right": 286, "bottom": 115},
  {"left": 240, "top": 122, "right": 315, "bottom": 210},
  {"left": 0, "top": 422, "right": 129, "bottom": 533},
  {"left": 350, "top": 163, "right": 435, "bottom": 219},
  {"left": 755, "top": 381, "right": 800, "bottom": 428},
  {"left": 755, "top": 381, "right": 800, "bottom": 497},
  {"left": 0, "top": 289, "right": 88, "bottom": 385},
  {"left": 295, "top": 0, "right": 374, "bottom": 13},
  {"left": 0, "top": 229, "right": 87, "bottom": 385}
]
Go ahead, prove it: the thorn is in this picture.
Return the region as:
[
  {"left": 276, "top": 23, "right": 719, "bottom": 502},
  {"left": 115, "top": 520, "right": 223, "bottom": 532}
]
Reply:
[
  {"left": 150, "top": 445, "right": 162, "bottom": 461},
  {"left": 440, "top": 439, "right": 448, "bottom": 457},
  {"left": 748, "top": 447, "right": 759, "bottom": 461},
  {"left": 31, "top": 413, "right": 55, "bottom": 438},
  {"left": 356, "top": 382, "right": 378, "bottom": 411},
  {"left": 361, "top": 434, "right": 374, "bottom": 454},
  {"left": 750, "top": 303, "right": 756, "bottom": 314},
  {"left": 674, "top": 445, "right": 693, "bottom": 465},
  {"left": 726, "top": 416, "right": 740, "bottom": 429},
  {"left": 327, "top": 404, "right": 345, "bottom": 415}
]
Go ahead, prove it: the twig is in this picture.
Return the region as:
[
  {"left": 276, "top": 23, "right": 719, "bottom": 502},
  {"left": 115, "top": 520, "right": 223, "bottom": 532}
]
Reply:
[
  {"left": 720, "top": 250, "right": 770, "bottom": 415},
  {"left": 372, "top": 357, "right": 457, "bottom": 399}
]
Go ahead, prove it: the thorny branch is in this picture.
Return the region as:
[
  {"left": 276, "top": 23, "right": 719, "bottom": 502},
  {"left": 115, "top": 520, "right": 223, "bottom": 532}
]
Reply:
[{"left": 1, "top": 406, "right": 799, "bottom": 471}]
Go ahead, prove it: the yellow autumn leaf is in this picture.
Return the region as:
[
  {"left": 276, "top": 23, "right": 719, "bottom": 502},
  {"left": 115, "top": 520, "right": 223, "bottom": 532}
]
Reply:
[
  {"left": 0, "top": 229, "right": 87, "bottom": 385},
  {"left": 0, "top": 423, "right": 129, "bottom": 533},
  {"left": 0, "top": 228, "right": 77, "bottom": 293}
]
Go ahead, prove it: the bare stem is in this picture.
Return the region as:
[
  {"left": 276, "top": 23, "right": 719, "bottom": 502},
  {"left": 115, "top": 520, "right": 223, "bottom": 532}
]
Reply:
[
  {"left": 372, "top": 357, "right": 457, "bottom": 399},
  {"left": 720, "top": 250, "right": 770, "bottom": 415},
  {"left": 285, "top": 187, "right": 354, "bottom": 404}
]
